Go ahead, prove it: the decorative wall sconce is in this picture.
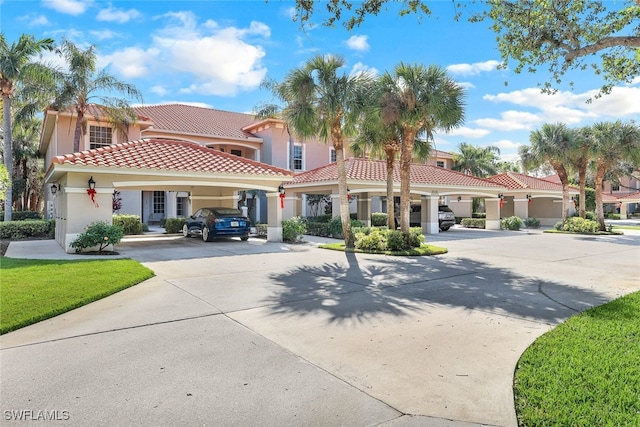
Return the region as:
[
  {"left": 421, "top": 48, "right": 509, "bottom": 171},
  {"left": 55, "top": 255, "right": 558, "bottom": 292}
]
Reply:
[
  {"left": 87, "top": 176, "right": 99, "bottom": 207},
  {"left": 50, "top": 184, "right": 60, "bottom": 195},
  {"left": 347, "top": 187, "right": 352, "bottom": 201},
  {"left": 498, "top": 193, "right": 504, "bottom": 208},
  {"left": 278, "top": 184, "right": 285, "bottom": 208},
  {"left": 457, "top": 196, "right": 462, "bottom": 202}
]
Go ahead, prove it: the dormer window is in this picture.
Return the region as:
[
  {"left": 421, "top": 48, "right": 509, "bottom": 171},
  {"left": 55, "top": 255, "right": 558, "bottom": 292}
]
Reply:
[{"left": 89, "top": 125, "right": 112, "bottom": 149}]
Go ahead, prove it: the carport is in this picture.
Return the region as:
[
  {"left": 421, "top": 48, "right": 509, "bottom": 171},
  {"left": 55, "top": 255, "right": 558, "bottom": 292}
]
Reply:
[
  {"left": 45, "top": 139, "right": 294, "bottom": 253},
  {"left": 618, "top": 191, "right": 640, "bottom": 218},
  {"left": 281, "top": 158, "right": 506, "bottom": 233}
]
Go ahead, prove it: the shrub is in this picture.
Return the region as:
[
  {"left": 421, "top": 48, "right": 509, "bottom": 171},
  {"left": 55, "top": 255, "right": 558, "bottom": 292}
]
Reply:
[
  {"left": 306, "top": 222, "right": 331, "bottom": 237},
  {"left": 307, "top": 214, "right": 332, "bottom": 223},
  {"left": 113, "top": 214, "right": 143, "bottom": 235},
  {"left": 555, "top": 217, "right": 599, "bottom": 233},
  {"left": 0, "top": 219, "right": 54, "bottom": 239},
  {"left": 70, "top": 221, "right": 125, "bottom": 253},
  {"left": 164, "top": 217, "right": 186, "bottom": 234},
  {"left": 371, "top": 212, "right": 388, "bottom": 227},
  {"left": 606, "top": 213, "right": 621, "bottom": 220},
  {"left": 282, "top": 216, "right": 307, "bottom": 242},
  {"left": 408, "top": 227, "right": 425, "bottom": 248},
  {"left": 355, "top": 229, "right": 388, "bottom": 251},
  {"left": 328, "top": 216, "right": 344, "bottom": 238},
  {"left": 254, "top": 223, "right": 268, "bottom": 238},
  {"left": 472, "top": 212, "right": 486, "bottom": 219},
  {"left": 461, "top": 218, "right": 486, "bottom": 229},
  {"left": 386, "top": 230, "right": 406, "bottom": 251},
  {"left": 502, "top": 216, "right": 524, "bottom": 231},
  {"left": 524, "top": 217, "right": 541, "bottom": 228},
  {"left": 585, "top": 211, "right": 596, "bottom": 221}
]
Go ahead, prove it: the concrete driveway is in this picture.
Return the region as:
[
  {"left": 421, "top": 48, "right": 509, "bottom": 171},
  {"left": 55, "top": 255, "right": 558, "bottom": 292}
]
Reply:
[{"left": 2, "top": 228, "right": 639, "bottom": 426}]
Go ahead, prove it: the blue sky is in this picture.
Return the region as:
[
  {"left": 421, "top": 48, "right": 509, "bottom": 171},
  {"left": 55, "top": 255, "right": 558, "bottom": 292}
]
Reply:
[{"left": 3, "top": 0, "right": 639, "bottom": 162}]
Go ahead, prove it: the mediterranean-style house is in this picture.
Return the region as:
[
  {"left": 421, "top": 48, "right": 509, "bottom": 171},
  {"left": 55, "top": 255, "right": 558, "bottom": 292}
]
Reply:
[{"left": 40, "top": 103, "right": 584, "bottom": 253}]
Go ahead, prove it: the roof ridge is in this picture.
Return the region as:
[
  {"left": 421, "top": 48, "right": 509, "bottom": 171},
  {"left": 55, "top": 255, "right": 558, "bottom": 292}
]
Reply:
[{"left": 135, "top": 103, "right": 256, "bottom": 118}]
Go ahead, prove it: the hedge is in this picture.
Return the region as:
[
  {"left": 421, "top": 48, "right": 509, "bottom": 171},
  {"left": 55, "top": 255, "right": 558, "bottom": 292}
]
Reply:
[
  {"left": 113, "top": 214, "right": 143, "bottom": 235},
  {"left": 0, "top": 211, "right": 42, "bottom": 221},
  {"left": 0, "top": 219, "right": 54, "bottom": 240},
  {"left": 460, "top": 218, "right": 486, "bottom": 229}
]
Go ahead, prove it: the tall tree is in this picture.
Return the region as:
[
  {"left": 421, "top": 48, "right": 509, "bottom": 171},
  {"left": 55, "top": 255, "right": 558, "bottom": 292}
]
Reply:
[
  {"left": 480, "top": 0, "right": 640, "bottom": 97},
  {"left": 379, "top": 63, "right": 465, "bottom": 237},
  {"left": 520, "top": 122, "right": 574, "bottom": 221},
  {"left": 0, "top": 33, "right": 55, "bottom": 221},
  {"left": 53, "top": 40, "right": 142, "bottom": 153},
  {"left": 291, "top": 1, "right": 639, "bottom": 96},
  {"left": 569, "top": 127, "right": 594, "bottom": 219},
  {"left": 12, "top": 116, "right": 43, "bottom": 211},
  {"left": 452, "top": 142, "right": 501, "bottom": 177},
  {"left": 589, "top": 121, "right": 640, "bottom": 230},
  {"left": 277, "top": 54, "right": 374, "bottom": 248}
]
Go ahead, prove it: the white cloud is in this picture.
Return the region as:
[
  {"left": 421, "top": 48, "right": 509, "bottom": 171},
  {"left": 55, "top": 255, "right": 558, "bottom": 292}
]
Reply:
[
  {"left": 89, "top": 29, "right": 119, "bottom": 40},
  {"left": 475, "top": 110, "right": 542, "bottom": 131},
  {"left": 345, "top": 35, "right": 369, "bottom": 52},
  {"left": 281, "top": 6, "right": 296, "bottom": 20},
  {"left": 350, "top": 62, "right": 378, "bottom": 78},
  {"left": 492, "top": 139, "right": 522, "bottom": 150},
  {"left": 100, "top": 47, "right": 159, "bottom": 79},
  {"left": 18, "top": 14, "right": 50, "bottom": 27},
  {"left": 447, "top": 60, "right": 501, "bottom": 76},
  {"left": 147, "top": 13, "right": 270, "bottom": 96},
  {"left": 447, "top": 126, "right": 491, "bottom": 139},
  {"left": 150, "top": 86, "right": 168, "bottom": 97},
  {"left": 97, "top": 6, "right": 141, "bottom": 23},
  {"left": 42, "top": 0, "right": 91, "bottom": 15}
]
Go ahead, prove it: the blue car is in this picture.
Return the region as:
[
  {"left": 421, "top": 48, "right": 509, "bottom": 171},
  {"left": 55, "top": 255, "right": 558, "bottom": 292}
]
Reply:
[{"left": 182, "top": 207, "right": 251, "bottom": 242}]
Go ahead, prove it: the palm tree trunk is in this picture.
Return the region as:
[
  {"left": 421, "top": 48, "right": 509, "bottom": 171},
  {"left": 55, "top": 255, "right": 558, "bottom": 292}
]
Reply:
[
  {"left": 385, "top": 146, "right": 397, "bottom": 229},
  {"left": 333, "top": 137, "right": 354, "bottom": 248},
  {"left": 595, "top": 163, "right": 607, "bottom": 231},
  {"left": 73, "top": 110, "right": 84, "bottom": 153},
  {"left": 578, "top": 166, "right": 587, "bottom": 218},
  {"left": 399, "top": 130, "right": 417, "bottom": 236},
  {"left": 2, "top": 95, "right": 13, "bottom": 221}
]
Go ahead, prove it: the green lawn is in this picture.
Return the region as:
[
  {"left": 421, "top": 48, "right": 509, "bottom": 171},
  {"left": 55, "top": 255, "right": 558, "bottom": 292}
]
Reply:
[
  {"left": 611, "top": 225, "right": 640, "bottom": 231},
  {"left": 0, "top": 257, "right": 154, "bottom": 334},
  {"left": 514, "top": 291, "right": 640, "bottom": 426}
]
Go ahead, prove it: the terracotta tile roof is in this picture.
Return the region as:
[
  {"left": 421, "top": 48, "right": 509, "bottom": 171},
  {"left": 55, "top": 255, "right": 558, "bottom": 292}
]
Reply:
[
  {"left": 134, "top": 104, "right": 258, "bottom": 140},
  {"left": 46, "top": 104, "right": 149, "bottom": 122},
  {"left": 50, "top": 139, "right": 292, "bottom": 177},
  {"left": 487, "top": 172, "right": 574, "bottom": 192},
  {"left": 617, "top": 191, "right": 640, "bottom": 201},
  {"left": 289, "top": 158, "right": 501, "bottom": 188}
]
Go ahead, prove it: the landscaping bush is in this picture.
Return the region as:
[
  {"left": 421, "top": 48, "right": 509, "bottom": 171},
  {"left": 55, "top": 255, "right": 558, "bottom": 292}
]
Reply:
[
  {"left": 524, "top": 217, "right": 541, "bottom": 228},
  {"left": 371, "top": 212, "right": 388, "bottom": 227},
  {"left": 408, "top": 227, "right": 425, "bottom": 248},
  {"left": 461, "top": 218, "right": 486, "bottom": 229},
  {"left": 472, "top": 212, "right": 486, "bottom": 219},
  {"left": 355, "top": 229, "right": 388, "bottom": 251},
  {"left": 502, "top": 215, "right": 524, "bottom": 231},
  {"left": 0, "top": 219, "right": 54, "bottom": 240},
  {"left": 113, "top": 214, "right": 143, "bottom": 235},
  {"left": 282, "top": 216, "right": 307, "bottom": 242},
  {"left": 554, "top": 217, "right": 599, "bottom": 233},
  {"left": 386, "top": 230, "right": 406, "bottom": 251},
  {"left": 306, "top": 214, "right": 332, "bottom": 223},
  {"left": 164, "top": 217, "right": 186, "bottom": 234},
  {"left": 306, "top": 221, "right": 331, "bottom": 237},
  {"left": 605, "top": 213, "right": 621, "bottom": 220},
  {"left": 254, "top": 223, "right": 267, "bottom": 238},
  {"left": 585, "top": 211, "right": 596, "bottom": 221},
  {"left": 70, "top": 221, "right": 125, "bottom": 253},
  {"left": 0, "top": 211, "right": 42, "bottom": 221}
]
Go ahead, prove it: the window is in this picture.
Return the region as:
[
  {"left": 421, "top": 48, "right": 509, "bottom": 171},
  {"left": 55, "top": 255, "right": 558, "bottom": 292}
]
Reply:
[
  {"left": 330, "top": 148, "right": 337, "bottom": 163},
  {"left": 177, "top": 197, "right": 185, "bottom": 217},
  {"left": 436, "top": 161, "right": 445, "bottom": 168},
  {"left": 293, "top": 144, "right": 303, "bottom": 170},
  {"left": 231, "top": 149, "right": 242, "bottom": 157},
  {"left": 153, "top": 191, "right": 165, "bottom": 214},
  {"left": 89, "top": 125, "right": 112, "bottom": 149},
  {"left": 611, "top": 184, "right": 620, "bottom": 192}
]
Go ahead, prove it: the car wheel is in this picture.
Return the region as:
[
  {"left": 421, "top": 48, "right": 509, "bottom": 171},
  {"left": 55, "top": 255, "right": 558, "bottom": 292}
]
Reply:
[
  {"left": 182, "top": 224, "right": 191, "bottom": 238},
  {"left": 240, "top": 235, "right": 249, "bottom": 241},
  {"left": 440, "top": 226, "right": 450, "bottom": 231},
  {"left": 202, "top": 226, "right": 212, "bottom": 242}
]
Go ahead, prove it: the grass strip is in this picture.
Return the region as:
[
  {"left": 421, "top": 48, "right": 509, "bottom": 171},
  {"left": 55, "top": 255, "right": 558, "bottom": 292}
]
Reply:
[
  {"left": 0, "top": 257, "right": 154, "bottom": 334},
  {"left": 514, "top": 291, "right": 640, "bottom": 426},
  {"left": 318, "top": 243, "right": 448, "bottom": 256}
]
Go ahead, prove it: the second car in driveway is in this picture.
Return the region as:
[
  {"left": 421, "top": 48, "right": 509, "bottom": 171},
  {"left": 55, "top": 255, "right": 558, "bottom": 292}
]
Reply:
[{"left": 183, "top": 207, "right": 251, "bottom": 242}]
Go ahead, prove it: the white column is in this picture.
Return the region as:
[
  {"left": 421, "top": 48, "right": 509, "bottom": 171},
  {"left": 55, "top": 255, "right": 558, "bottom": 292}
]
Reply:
[
  {"left": 422, "top": 194, "right": 440, "bottom": 234},
  {"left": 266, "top": 192, "right": 284, "bottom": 242},
  {"left": 485, "top": 198, "right": 501, "bottom": 230}
]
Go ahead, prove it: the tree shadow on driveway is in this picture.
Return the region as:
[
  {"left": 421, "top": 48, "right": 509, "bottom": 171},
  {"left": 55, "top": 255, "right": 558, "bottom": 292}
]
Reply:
[{"left": 264, "top": 250, "right": 612, "bottom": 326}]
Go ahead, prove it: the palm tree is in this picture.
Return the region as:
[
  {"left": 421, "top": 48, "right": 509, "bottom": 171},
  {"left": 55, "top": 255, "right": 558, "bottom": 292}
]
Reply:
[
  {"left": 379, "top": 63, "right": 465, "bottom": 236},
  {"left": 53, "top": 40, "right": 142, "bottom": 153},
  {"left": 520, "top": 122, "right": 574, "bottom": 221},
  {"left": 12, "top": 116, "right": 42, "bottom": 211},
  {"left": 277, "top": 54, "right": 374, "bottom": 248},
  {"left": 589, "top": 121, "right": 640, "bottom": 230},
  {"left": 452, "top": 142, "right": 502, "bottom": 177},
  {"left": 569, "top": 126, "right": 593, "bottom": 219},
  {"left": 1, "top": 33, "right": 55, "bottom": 221}
]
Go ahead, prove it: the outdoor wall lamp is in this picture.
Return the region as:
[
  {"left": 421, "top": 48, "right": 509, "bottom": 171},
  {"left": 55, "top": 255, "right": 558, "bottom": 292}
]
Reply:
[
  {"left": 87, "top": 176, "right": 99, "bottom": 207},
  {"left": 278, "top": 184, "right": 285, "bottom": 195},
  {"left": 50, "top": 184, "right": 59, "bottom": 195},
  {"left": 88, "top": 176, "right": 96, "bottom": 190},
  {"left": 526, "top": 194, "right": 532, "bottom": 200},
  {"left": 498, "top": 193, "right": 504, "bottom": 199},
  {"left": 278, "top": 184, "right": 285, "bottom": 208},
  {"left": 457, "top": 196, "right": 462, "bottom": 202}
]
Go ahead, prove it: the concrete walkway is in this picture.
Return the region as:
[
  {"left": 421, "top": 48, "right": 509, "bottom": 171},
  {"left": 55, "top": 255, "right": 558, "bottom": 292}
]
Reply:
[{"left": 1, "top": 227, "right": 639, "bottom": 426}]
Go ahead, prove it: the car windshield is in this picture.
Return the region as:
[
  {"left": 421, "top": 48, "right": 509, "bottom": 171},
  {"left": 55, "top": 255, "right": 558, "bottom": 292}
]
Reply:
[
  {"left": 439, "top": 206, "right": 453, "bottom": 212},
  {"left": 213, "top": 208, "right": 243, "bottom": 217}
]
